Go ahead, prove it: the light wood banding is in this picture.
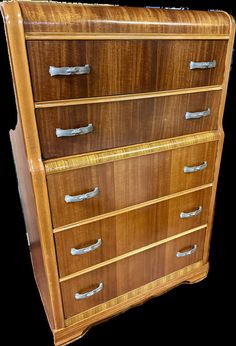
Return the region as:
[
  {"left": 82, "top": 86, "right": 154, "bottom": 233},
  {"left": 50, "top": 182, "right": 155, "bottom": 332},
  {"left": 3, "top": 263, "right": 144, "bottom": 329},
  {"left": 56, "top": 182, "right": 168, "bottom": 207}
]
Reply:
[
  {"left": 44, "top": 131, "right": 219, "bottom": 174},
  {"left": 34, "top": 86, "right": 223, "bottom": 108},
  {"left": 25, "top": 33, "right": 230, "bottom": 40}
]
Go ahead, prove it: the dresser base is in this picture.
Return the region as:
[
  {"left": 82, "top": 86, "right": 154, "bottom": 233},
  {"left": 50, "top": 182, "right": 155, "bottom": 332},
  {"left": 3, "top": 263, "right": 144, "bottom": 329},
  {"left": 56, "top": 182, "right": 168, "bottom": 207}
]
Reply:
[{"left": 53, "top": 262, "right": 209, "bottom": 346}]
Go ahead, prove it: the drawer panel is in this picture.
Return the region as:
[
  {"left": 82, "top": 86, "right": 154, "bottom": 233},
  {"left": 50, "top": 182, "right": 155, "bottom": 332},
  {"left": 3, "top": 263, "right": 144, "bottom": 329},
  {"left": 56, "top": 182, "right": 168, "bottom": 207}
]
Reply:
[
  {"left": 37, "top": 91, "right": 221, "bottom": 159},
  {"left": 47, "top": 142, "right": 217, "bottom": 228},
  {"left": 55, "top": 188, "right": 211, "bottom": 277},
  {"left": 61, "top": 229, "right": 205, "bottom": 318},
  {"left": 27, "top": 40, "right": 227, "bottom": 101}
]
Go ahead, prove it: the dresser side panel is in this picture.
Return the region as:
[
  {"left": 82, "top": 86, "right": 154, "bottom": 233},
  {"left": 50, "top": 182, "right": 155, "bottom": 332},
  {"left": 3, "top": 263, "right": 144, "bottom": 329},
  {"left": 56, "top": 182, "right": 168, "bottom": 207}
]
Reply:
[
  {"left": 10, "top": 122, "right": 55, "bottom": 330},
  {"left": 0, "top": 1, "right": 65, "bottom": 329},
  {"left": 203, "top": 17, "right": 235, "bottom": 262}
]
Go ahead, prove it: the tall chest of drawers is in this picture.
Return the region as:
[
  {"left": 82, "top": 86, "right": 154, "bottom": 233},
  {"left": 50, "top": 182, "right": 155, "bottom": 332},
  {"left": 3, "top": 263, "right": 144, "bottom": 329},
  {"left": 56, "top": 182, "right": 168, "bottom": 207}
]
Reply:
[{"left": 1, "top": 1, "right": 235, "bottom": 345}]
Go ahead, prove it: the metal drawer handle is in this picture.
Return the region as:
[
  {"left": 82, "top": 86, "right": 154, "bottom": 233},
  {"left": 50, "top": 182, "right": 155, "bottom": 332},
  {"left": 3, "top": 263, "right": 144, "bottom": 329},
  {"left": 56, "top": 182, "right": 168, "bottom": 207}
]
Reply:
[
  {"left": 49, "top": 64, "right": 90, "bottom": 76},
  {"left": 71, "top": 239, "right": 102, "bottom": 256},
  {"left": 56, "top": 124, "right": 93, "bottom": 137},
  {"left": 65, "top": 187, "right": 99, "bottom": 203},
  {"left": 190, "top": 60, "right": 216, "bottom": 69},
  {"left": 176, "top": 244, "right": 197, "bottom": 258},
  {"left": 180, "top": 206, "right": 202, "bottom": 219},
  {"left": 185, "top": 108, "right": 210, "bottom": 120},
  {"left": 184, "top": 161, "right": 208, "bottom": 173},
  {"left": 75, "top": 282, "right": 104, "bottom": 300}
]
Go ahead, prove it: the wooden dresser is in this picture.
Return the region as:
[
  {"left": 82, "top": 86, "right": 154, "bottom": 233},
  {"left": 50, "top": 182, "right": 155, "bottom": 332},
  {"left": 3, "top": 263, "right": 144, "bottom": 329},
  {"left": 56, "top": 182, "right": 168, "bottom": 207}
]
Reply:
[{"left": 1, "top": 1, "right": 235, "bottom": 345}]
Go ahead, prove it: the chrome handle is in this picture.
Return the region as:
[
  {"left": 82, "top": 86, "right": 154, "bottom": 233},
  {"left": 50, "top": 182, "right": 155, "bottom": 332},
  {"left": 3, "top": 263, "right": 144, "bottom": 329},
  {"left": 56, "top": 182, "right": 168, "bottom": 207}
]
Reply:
[
  {"left": 71, "top": 239, "right": 102, "bottom": 256},
  {"left": 184, "top": 161, "right": 208, "bottom": 173},
  {"left": 176, "top": 244, "right": 197, "bottom": 258},
  {"left": 190, "top": 60, "right": 216, "bottom": 69},
  {"left": 56, "top": 124, "right": 93, "bottom": 138},
  {"left": 65, "top": 187, "right": 99, "bottom": 203},
  {"left": 49, "top": 64, "right": 90, "bottom": 76},
  {"left": 185, "top": 108, "right": 210, "bottom": 120},
  {"left": 180, "top": 206, "right": 202, "bottom": 219},
  {"left": 75, "top": 282, "right": 104, "bottom": 300}
]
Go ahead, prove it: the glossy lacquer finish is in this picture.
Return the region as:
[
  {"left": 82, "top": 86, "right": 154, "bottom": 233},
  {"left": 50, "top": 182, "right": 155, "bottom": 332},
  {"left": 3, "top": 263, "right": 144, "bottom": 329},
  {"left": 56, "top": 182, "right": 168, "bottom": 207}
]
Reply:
[
  {"left": 27, "top": 40, "right": 227, "bottom": 101},
  {"left": 55, "top": 188, "right": 211, "bottom": 277},
  {"left": 2, "top": 1, "right": 234, "bottom": 343},
  {"left": 20, "top": 2, "right": 231, "bottom": 35},
  {"left": 37, "top": 91, "right": 221, "bottom": 159},
  {"left": 61, "top": 229, "right": 205, "bottom": 318},
  {"left": 47, "top": 142, "right": 217, "bottom": 227}
]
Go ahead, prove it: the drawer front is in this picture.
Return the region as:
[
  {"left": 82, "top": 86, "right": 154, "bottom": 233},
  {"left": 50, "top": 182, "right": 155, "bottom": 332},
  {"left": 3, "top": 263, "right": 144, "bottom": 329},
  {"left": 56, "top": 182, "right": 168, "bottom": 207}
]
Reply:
[
  {"left": 55, "top": 188, "right": 211, "bottom": 277},
  {"left": 61, "top": 229, "right": 205, "bottom": 318},
  {"left": 27, "top": 40, "right": 226, "bottom": 101},
  {"left": 47, "top": 141, "right": 217, "bottom": 228},
  {"left": 37, "top": 91, "right": 220, "bottom": 159}
]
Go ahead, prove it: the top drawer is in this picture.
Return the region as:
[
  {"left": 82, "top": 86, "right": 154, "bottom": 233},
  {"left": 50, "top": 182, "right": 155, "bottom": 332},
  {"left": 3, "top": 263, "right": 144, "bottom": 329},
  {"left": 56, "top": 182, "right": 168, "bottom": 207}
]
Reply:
[{"left": 27, "top": 40, "right": 227, "bottom": 101}]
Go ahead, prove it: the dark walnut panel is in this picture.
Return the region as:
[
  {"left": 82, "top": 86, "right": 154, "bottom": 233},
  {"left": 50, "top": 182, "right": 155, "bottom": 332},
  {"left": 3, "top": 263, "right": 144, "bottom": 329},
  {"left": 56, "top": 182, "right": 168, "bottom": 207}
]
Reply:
[
  {"left": 27, "top": 40, "right": 227, "bottom": 101},
  {"left": 61, "top": 229, "right": 205, "bottom": 318},
  {"left": 20, "top": 2, "right": 231, "bottom": 35},
  {"left": 47, "top": 141, "right": 218, "bottom": 228},
  {"left": 55, "top": 188, "right": 211, "bottom": 277},
  {"left": 37, "top": 90, "right": 221, "bottom": 159}
]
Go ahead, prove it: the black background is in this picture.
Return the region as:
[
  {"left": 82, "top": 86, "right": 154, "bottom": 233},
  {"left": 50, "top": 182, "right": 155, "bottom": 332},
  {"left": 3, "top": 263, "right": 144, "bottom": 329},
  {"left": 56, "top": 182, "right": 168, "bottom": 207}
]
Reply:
[{"left": 0, "top": 1, "right": 235, "bottom": 345}]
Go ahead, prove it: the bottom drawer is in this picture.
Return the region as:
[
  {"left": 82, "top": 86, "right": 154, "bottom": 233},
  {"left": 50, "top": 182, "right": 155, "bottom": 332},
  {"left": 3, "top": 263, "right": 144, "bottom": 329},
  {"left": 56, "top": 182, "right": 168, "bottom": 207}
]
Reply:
[{"left": 61, "top": 229, "right": 206, "bottom": 318}]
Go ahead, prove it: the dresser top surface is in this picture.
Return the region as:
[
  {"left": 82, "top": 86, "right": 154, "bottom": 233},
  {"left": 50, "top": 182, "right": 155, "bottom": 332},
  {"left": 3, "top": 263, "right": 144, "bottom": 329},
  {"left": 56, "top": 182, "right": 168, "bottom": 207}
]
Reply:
[{"left": 1, "top": 1, "right": 233, "bottom": 35}]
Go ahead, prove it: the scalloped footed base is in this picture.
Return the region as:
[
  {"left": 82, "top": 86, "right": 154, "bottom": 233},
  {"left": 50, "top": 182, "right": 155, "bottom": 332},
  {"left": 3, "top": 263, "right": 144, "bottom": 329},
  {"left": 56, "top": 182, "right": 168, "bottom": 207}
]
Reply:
[{"left": 53, "top": 262, "right": 209, "bottom": 346}]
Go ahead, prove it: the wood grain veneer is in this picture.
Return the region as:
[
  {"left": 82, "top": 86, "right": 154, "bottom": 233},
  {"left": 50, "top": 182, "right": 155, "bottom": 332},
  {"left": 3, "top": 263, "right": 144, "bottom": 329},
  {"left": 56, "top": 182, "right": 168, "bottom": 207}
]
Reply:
[
  {"left": 55, "top": 188, "right": 211, "bottom": 277},
  {"left": 37, "top": 90, "right": 221, "bottom": 159},
  {"left": 61, "top": 229, "right": 205, "bottom": 318},
  {"left": 1, "top": 2, "right": 234, "bottom": 345},
  {"left": 27, "top": 40, "right": 227, "bottom": 101},
  {"left": 53, "top": 185, "right": 213, "bottom": 232},
  {"left": 47, "top": 141, "right": 217, "bottom": 227},
  {"left": 19, "top": 2, "right": 231, "bottom": 35}
]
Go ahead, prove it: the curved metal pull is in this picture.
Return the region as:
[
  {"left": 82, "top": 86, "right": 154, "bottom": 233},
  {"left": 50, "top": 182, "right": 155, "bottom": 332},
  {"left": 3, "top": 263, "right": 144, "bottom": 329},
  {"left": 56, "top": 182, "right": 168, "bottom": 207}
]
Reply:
[
  {"left": 180, "top": 206, "right": 202, "bottom": 219},
  {"left": 49, "top": 64, "right": 90, "bottom": 76},
  {"left": 185, "top": 108, "right": 210, "bottom": 120},
  {"left": 184, "top": 161, "right": 208, "bottom": 173},
  {"left": 190, "top": 60, "right": 216, "bottom": 69},
  {"left": 71, "top": 239, "right": 102, "bottom": 256},
  {"left": 176, "top": 244, "right": 197, "bottom": 258},
  {"left": 65, "top": 187, "right": 99, "bottom": 203},
  {"left": 56, "top": 124, "right": 93, "bottom": 138},
  {"left": 75, "top": 282, "right": 104, "bottom": 300}
]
